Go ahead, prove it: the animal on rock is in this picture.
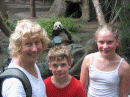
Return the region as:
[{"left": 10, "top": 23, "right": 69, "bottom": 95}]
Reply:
[{"left": 52, "top": 21, "right": 73, "bottom": 45}]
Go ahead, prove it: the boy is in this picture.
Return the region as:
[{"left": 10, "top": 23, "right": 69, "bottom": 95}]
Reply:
[{"left": 44, "top": 45, "right": 86, "bottom": 97}]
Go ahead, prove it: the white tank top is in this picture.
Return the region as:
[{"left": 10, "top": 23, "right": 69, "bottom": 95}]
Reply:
[{"left": 87, "top": 55, "right": 123, "bottom": 97}]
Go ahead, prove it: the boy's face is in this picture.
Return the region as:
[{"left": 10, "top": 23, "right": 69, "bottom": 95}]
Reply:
[{"left": 49, "top": 57, "right": 71, "bottom": 78}]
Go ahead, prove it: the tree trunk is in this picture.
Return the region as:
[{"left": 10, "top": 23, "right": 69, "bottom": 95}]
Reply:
[
  {"left": 49, "top": 0, "right": 67, "bottom": 17},
  {"left": 110, "top": 7, "right": 122, "bottom": 24},
  {"left": 80, "top": 0, "right": 90, "bottom": 21},
  {"left": 30, "top": 0, "right": 36, "bottom": 18},
  {"left": 92, "top": 0, "right": 106, "bottom": 25},
  {"left": 0, "top": 15, "right": 12, "bottom": 37},
  {"left": 0, "top": 0, "right": 8, "bottom": 20}
]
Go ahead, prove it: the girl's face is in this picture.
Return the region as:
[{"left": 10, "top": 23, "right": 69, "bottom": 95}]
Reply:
[
  {"left": 20, "top": 37, "right": 43, "bottom": 62},
  {"left": 97, "top": 30, "right": 119, "bottom": 57},
  {"left": 49, "top": 57, "right": 71, "bottom": 79}
]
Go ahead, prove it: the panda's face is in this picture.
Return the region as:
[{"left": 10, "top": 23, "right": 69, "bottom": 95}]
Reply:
[{"left": 53, "top": 21, "right": 63, "bottom": 30}]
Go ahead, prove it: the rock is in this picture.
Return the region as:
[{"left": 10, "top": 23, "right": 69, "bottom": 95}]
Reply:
[
  {"left": 67, "top": 44, "right": 85, "bottom": 67},
  {"left": 65, "top": 0, "right": 82, "bottom": 3},
  {"left": 38, "top": 62, "right": 52, "bottom": 79},
  {"left": 71, "top": 34, "right": 82, "bottom": 43},
  {"left": 84, "top": 37, "right": 98, "bottom": 54},
  {"left": 0, "top": 46, "right": 2, "bottom": 53}
]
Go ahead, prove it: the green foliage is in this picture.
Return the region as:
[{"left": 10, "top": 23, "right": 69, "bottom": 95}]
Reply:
[
  {"left": 6, "top": 17, "right": 78, "bottom": 39},
  {"left": 4, "top": 18, "right": 19, "bottom": 31},
  {"left": 0, "top": 48, "right": 9, "bottom": 67},
  {"left": 36, "top": 17, "right": 78, "bottom": 38},
  {"left": 120, "top": 28, "right": 130, "bottom": 51},
  {"left": 8, "top": 20, "right": 18, "bottom": 31},
  {"left": 36, "top": 18, "right": 54, "bottom": 38},
  {"left": 118, "top": 4, "right": 130, "bottom": 52}
]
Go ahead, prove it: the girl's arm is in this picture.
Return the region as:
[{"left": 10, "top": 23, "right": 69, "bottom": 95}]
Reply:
[
  {"left": 80, "top": 55, "right": 90, "bottom": 94},
  {"left": 119, "top": 60, "right": 130, "bottom": 97}
]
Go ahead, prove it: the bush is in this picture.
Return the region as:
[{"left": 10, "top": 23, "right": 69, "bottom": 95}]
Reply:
[
  {"left": 119, "top": 7, "right": 130, "bottom": 52},
  {"left": 5, "top": 18, "right": 19, "bottom": 31},
  {"left": 36, "top": 17, "right": 78, "bottom": 38},
  {"left": 6, "top": 17, "right": 79, "bottom": 39},
  {"left": 120, "top": 28, "right": 130, "bottom": 52}
]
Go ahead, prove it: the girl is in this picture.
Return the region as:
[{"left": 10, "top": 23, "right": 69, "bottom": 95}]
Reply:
[{"left": 80, "top": 24, "right": 130, "bottom": 97}]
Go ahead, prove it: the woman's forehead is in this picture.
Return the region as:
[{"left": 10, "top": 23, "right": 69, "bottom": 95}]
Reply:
[{"left": 22, "top": 36, "right": 40, "bottom": 43}]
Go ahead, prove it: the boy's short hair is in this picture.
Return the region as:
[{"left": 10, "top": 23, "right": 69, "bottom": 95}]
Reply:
[
  {"left": 47, "top": 45, "right": 72, "bottom": 63},
  {"left": 8, "top": 19, "right": 49, "bottom": 58}
]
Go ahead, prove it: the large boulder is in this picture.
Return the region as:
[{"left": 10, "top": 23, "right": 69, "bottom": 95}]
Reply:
[
  {"left": 0, "top": 46, "right": 2, "bottom": 53},
  {"left": 65, "top": 0, "right": 82, "bottom": 3},
  {"left": 69, "top": 37, "right": 98, "bottom": 76},
  {"left": 84, "top": 37, "right": 98, "bottom": 54},
  {"left": 67, "top": 44, "right": 85, "bottom": 67}
]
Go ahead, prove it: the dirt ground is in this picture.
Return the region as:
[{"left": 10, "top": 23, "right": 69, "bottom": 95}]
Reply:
[{"left": 0, "top": 3, "right": 99, "bottom": 67}]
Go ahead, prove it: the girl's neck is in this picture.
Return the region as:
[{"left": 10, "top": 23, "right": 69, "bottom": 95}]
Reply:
[{"left": 99, "top": 52, "right": 118, "bottom": 61}]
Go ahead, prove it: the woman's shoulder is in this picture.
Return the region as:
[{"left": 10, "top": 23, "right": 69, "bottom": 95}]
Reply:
[
  {"left": 2, "top": 78, "right": 24, "bottom": 92},
  {"left": 2, "top": 78, "right": 25, "bottom": 96},
  {"left": 3, "top": 78, "right": 23, "bottom": 87}
]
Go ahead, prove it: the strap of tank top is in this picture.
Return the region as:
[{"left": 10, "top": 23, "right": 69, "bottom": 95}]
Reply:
[
  {"left": 90, "top": 54, "right": 92, "bottom": 66},
  {"left": 90, "top": 53, "right": 94, "bottom": 66},
  {"left": 117, "top": 58, "right": 124, "bottom": 70}
]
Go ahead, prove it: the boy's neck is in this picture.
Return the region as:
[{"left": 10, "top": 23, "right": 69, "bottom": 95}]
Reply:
[{"left": 51, "top": 75, "right": 72, "bottom": 88}]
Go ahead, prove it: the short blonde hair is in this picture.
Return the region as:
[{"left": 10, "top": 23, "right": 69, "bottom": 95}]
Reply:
[
  {"left": 9, "top": 19, "right": 49, "bottom": 58},
  {"left": 47, "top": 45, "right": 72, "bottom": 63}
]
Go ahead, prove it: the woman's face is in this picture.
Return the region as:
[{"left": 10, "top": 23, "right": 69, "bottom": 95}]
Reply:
[
  {"left": 97, "top": 30, "right": 119, "bottom": 57},
  {"left": 20, "top": 36, "right": 43, "bottom": 62}
]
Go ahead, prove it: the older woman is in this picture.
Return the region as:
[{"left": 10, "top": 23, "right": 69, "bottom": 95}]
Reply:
[{"left": 2, "top": 19, "right": 49, "bottom": 97}]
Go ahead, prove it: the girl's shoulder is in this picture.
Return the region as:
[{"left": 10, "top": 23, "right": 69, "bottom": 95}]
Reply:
[
  {"left": 85, "top": 52, "right": 99, "bottom": 59},
  {"left": 118, "top": 57, "right": 130, "bottom": 77},
  {"left": 120, "top": 58, "right": 130, "bottom": 71},
  {"left": 83, "top": 52, "right": 99, "bottom": 67}
]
